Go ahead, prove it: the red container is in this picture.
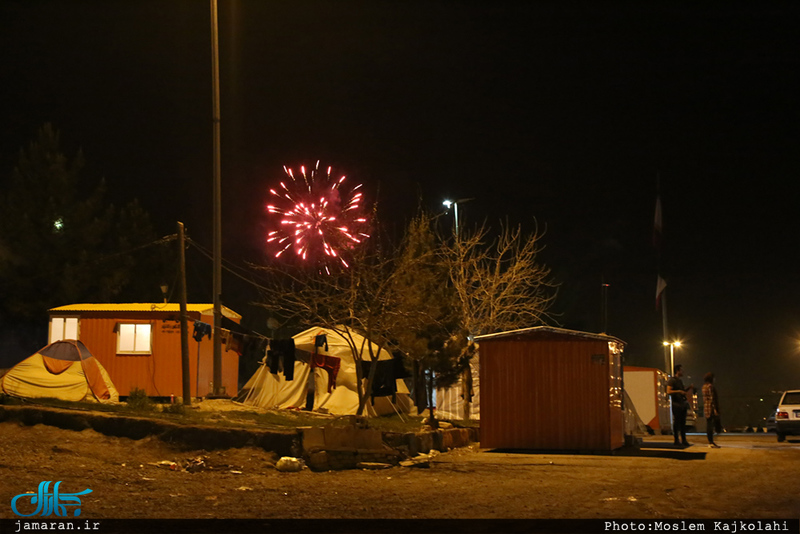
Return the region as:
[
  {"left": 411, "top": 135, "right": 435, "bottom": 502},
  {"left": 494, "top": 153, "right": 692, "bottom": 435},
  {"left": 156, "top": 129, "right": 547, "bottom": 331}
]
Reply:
[
  {"left": 476, "top": 326, "right": 625, "bottom": 451},
  {"left": 48, "top": 304, "right": 241, "bottom": 399}
]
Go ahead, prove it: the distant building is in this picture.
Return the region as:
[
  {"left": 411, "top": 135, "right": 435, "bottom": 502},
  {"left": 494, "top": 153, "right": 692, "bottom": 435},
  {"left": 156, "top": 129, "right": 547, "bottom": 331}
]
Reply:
[{"left": 48, "top": 303, "right": 241, "bottom": 399}]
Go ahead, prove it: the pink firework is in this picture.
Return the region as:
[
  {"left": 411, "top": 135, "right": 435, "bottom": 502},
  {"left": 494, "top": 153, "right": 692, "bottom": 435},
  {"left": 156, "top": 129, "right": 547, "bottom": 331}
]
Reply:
[{"left": 266, "top": 161, "right": 370, "bottom": 271}]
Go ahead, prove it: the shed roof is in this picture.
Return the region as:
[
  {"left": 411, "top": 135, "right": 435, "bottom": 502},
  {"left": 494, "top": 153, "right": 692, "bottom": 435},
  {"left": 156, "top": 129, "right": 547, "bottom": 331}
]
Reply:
[
  {"left": 49, "top": 303, "right": 242, "bottom": 320},
  {"left": 474, "top": 326, "right": 625, "bottom": 346}
]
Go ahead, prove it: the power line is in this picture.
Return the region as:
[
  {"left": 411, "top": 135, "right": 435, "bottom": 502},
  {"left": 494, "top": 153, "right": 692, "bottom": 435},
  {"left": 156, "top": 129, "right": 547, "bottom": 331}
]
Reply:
[
  {"left": 185, "top": 237, "right": 273, "bottom": 293},
  {"left": 7, "top": 235, "right": 176, "bottom": 284}
]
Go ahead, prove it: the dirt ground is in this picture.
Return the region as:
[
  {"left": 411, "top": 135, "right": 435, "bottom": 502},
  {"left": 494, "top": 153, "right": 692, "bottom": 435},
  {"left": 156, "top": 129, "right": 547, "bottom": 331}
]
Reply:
[{"left": 2, "top": 419, "right": 800, "bottom": 524}]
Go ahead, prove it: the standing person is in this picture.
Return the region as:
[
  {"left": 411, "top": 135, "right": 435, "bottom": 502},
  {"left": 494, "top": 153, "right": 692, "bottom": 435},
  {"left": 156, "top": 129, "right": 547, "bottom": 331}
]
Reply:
[
  {"left": 666, "top": 364, "right": 693, "bottom": 447},
  {"left": 703, "top": 372, "right": 721, "bottom": 448}
]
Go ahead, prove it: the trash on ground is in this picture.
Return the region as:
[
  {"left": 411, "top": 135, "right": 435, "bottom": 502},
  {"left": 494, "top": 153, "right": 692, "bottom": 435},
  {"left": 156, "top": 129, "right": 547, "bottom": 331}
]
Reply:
[
  {"left": 357, "top": 462, "right": 393, "bottom": 470},
  {"left": 275, "top": 456, "right": 304, "bottom": 472},
  {"left": 150, "top": 460, "right": 179, "bottom": 470},
  {"left": 184, "top": 456, "right": 208, "bottom": 473}
]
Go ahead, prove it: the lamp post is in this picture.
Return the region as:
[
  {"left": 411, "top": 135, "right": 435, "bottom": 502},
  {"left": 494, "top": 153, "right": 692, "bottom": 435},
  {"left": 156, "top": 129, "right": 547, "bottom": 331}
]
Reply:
[
  {"left": 663, "top": 340, "right": 681, "bottom": 375},
  {"left": 442, "top": 198, "right": 473, "bottom": 238}
]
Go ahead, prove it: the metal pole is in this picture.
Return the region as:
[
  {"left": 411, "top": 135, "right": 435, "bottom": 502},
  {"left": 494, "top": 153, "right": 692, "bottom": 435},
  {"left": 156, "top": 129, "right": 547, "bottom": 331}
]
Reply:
[
  {"left": 669, "top": 343, "right": 675, "bottom": 376},
  {"left": 210, "top": 0, "right": 223, "bottom": 397},
  {"left": 454, "top": 201, "right": 459, "bottom": 238},
  {"left": 178, "top": 222, "right": 191, "bottom": 405},
  {"left": 601, "top": 281, "right": 609, "bottom": 333},
  {"left": 662, "top": 289, "right": 670, "bottom": 374}
]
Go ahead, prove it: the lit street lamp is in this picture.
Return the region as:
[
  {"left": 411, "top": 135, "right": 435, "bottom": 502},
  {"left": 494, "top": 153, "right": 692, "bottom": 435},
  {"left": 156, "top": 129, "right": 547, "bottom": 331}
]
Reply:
[
  {"left": 663, "top": 340, "right": 681, "bottom": 375},
  {"left": 442, "top": 198, "right": 473, "bottom": 237}
]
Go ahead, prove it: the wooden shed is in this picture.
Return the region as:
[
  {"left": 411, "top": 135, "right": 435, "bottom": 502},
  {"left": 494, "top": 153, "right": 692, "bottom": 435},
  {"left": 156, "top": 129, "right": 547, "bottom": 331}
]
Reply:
[
  {"left": 475, "top": 326, "right": 626, "bottom": 451},
  {"left": 48, "top": 304, "right": 242, "bottom": 399}
]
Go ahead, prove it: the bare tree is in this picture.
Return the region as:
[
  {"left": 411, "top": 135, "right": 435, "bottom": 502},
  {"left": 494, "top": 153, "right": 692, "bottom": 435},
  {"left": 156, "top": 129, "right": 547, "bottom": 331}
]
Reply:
[
  {"left": 445, "top": 220, "right": 558, "bottom": 336},
  {"left": 252, "top": 212, "right": 557, "bottom": 420},
  {"left": 384, "top": 213, "right": 557, "bottom": 424},
  {"left": 252, "top": 233, "right": 404, "bottom": 416}
]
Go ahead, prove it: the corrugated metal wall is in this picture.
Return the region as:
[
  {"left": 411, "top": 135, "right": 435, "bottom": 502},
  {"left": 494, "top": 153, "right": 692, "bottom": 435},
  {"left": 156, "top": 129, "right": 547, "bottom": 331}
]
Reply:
[
  {"left": 73, "top": 311, "right": 239, "bottom": 398},
  {"left": 481, "top": 338, "right": 624, "bottom": 450}
]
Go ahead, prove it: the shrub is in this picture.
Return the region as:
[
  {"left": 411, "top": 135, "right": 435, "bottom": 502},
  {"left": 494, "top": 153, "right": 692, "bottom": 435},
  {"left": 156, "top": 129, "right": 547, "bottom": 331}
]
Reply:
[
  {"left": 161, "top": 402, "right": 185, "bottom": 415},
  {"left": 126, "top": 388, "right": 154, "bottom": 412}
]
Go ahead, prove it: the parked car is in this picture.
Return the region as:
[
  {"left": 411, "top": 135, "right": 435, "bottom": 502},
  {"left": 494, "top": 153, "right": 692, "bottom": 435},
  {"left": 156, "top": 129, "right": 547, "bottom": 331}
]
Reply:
[
  {"left": 775, "top": 390, "right": 800, "bottom": 442},
  {"left": 766, "top": 412, "right": 776, "bottom": 433}
]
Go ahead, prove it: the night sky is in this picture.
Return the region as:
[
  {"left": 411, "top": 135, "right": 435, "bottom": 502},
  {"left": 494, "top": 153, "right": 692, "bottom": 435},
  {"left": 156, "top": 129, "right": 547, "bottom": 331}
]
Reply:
[{"left": 3, "top": 1, "right": 800, "bottom": 423}]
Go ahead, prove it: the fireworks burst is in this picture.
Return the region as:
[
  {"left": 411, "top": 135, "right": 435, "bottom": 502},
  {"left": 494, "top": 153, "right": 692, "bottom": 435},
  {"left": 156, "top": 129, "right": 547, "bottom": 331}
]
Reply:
[{"left": 266, "top": 161, "right": 370, "bottom": 272}]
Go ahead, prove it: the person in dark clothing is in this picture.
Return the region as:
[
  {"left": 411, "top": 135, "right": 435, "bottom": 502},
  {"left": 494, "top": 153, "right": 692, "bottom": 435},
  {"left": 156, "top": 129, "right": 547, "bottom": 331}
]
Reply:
[
  {"left": 703, "top": 372, "right": 722, "bottom": 448},
  {"left": 666, "top": 364, "right": 694, "bottom": 447}
]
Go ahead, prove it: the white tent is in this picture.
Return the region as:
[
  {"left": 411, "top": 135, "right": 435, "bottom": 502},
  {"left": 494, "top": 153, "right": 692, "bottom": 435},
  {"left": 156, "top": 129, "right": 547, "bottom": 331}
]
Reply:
[
  {"left": 435, "top": 353, "right": 480, "bottom": 420},
  {"left": 238, "top": 326, "right": 414, "bottom": 416}
]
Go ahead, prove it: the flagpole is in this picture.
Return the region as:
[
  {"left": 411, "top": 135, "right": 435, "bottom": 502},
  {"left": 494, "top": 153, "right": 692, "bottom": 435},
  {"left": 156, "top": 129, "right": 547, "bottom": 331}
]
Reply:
[
  {"left": 654, "top": 175, "right": 671, "bottom": 375},
  {"left": 661, "top": 289, "right": 669, "bottom": 373}
]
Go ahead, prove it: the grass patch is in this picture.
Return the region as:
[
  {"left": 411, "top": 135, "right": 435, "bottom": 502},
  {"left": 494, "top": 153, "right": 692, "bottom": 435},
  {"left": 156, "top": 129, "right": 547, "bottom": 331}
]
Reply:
[
  {"left": 0, "top": 393, "right": 433, "bottom": 434},
  {"left": 367, "top": 413, "right": 426, "bottom": 433}
]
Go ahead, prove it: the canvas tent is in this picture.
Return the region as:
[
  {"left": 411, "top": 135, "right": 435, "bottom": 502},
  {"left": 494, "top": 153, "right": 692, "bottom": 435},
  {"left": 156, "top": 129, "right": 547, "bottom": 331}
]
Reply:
[
  {"left": 435, "top": 353, "right": 480, "bottom": 420},
  {"left": 238, "top": 326, "right": 414, "bottom": 416},
  {"left": 1, "top": 340, "right": 119, "bottom": 403}
]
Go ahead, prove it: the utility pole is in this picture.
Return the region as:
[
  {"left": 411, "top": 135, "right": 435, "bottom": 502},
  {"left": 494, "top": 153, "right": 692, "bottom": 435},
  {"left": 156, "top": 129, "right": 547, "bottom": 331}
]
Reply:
[
  {"left": 210, "top": 0, "right": 223, "bottom": 396},
  {"left": 178, "top": 222, "right": 191, "bottom": 405}
]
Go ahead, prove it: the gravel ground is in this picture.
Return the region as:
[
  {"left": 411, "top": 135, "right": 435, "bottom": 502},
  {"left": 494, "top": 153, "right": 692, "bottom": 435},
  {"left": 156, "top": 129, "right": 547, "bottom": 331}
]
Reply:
[{"left": 2, "top": 420, "right": 800, "bottom": 525}]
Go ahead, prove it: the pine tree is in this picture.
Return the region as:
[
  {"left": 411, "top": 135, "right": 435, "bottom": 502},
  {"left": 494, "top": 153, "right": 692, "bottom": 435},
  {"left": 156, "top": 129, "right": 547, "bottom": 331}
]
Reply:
[{"left": 0, "top": 124, "right": 163, "bottom": 329}]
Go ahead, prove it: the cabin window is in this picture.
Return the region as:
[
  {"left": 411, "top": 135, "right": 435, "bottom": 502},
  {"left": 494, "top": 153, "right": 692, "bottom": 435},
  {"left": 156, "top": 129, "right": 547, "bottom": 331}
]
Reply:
[
  {"left": 49, "top": 317, "right": 79, "bottom": 343},
  {"left": 117, "top": 323, "right": 152, "bottom": 355}
]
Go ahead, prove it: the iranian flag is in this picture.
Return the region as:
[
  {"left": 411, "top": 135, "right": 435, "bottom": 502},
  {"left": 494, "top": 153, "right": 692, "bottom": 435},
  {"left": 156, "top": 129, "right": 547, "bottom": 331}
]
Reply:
[{"left": 655, "top": 275, "right": 667, "bottom": 310}]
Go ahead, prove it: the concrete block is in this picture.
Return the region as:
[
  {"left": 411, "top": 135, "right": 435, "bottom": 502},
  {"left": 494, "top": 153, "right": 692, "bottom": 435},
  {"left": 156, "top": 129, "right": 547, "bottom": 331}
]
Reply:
[
  {"left": 431, "top": 430, "right": 444, "bottom": 451},
  {"left": 301, "top": 426, "right": 326, "bottom": 452},
  {"left": 416, "top": 432, "right": 434, "bottom": 453},
  {"left": 442, "top": 430, "right": 455, "bottom": 450},
  {"left": 306, "top": 451, "right": 330, "bottom": 471},
  {"left": 323, "top": 425, "right": 356, "bottom": 448},
  {"left": 354, "top": 427, "right": 384, "bottom": 449},
  {"left": 323, "top": 424, "right": 384, "bottom": 450}
]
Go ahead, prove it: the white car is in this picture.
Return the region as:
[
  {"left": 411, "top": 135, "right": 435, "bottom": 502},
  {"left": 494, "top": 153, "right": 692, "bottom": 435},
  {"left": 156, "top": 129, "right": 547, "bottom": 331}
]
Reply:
[{"left": 776, "top": 390, "right": 800, "bottom": 442}]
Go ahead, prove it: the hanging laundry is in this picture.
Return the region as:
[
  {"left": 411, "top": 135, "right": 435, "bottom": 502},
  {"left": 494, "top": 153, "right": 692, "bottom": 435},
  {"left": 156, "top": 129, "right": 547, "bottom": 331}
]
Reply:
[
  {"left": 462, "top": 366, "right": 474, "bottom": 402},
  {"left": 219, "top": 328, "right": 231, "bottom": 346},
  {"left": 361, "top": 360, "right": 397, "bottom": 404},
  {"left": 311, "top": 353, "right": 341, "bottom": 393},
  {"left": 393, "top": 351, "right": 411, "bottom": 378},
  {"left": 270, "top": 339, "right": 296, "bottom": 381},
  {"left": 266, "top": 350, "right": 280, "bottom": 375},
  {"left": 192, "top": 321, "right": 211, "bottom": 342},
  {"left": 226, "top": 332, "right": 244, "bottom": 354},
  {"left": 242, "top": 336, "right": 268, "bottom": 368}
]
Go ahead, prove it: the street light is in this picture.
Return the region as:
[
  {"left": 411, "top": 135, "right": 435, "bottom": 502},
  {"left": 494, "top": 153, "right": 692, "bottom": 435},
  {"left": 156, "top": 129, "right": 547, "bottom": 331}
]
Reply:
[
  {"left": 663, "top": 340, "right": 681, "bottom": 375},
  {"left": 442, "top": 198, "right": 473, "bottom": 237}
]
